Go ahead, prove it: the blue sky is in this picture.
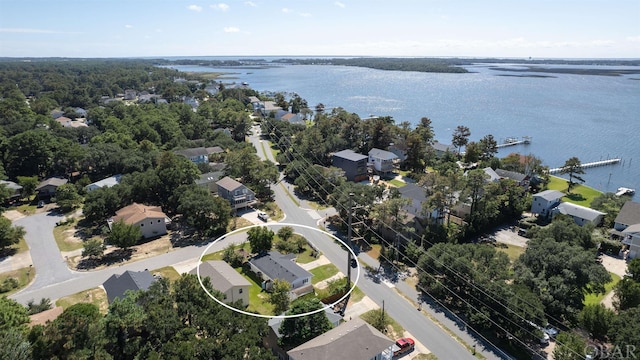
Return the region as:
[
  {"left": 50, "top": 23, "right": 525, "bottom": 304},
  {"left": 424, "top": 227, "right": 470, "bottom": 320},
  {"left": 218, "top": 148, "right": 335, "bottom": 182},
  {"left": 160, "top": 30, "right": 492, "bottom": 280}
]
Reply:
[{"left": 1, "top": 0, "right": 639, "bottom": 58}]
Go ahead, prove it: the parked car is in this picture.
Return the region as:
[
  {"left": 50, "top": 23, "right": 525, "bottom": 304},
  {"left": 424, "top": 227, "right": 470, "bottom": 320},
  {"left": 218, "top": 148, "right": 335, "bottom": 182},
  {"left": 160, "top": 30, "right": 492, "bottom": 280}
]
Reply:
[
  {"left": 392, "top": 337, "right": 415, "bottom": 357},
  {"left": 257, "top": 211, "right": 269, "bottom": 221},
  {"left": 37, "top": 200, "right": 45, "bottom": 208},
  {"left": 544, "top": 324, "right": 559, "bottom": 338}
]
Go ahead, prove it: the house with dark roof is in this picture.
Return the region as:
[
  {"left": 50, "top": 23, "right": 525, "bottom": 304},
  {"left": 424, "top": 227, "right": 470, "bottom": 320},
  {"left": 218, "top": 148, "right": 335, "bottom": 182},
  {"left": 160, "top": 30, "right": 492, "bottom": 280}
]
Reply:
[
  {"left": 190, "top": 261, "right": 250, "bottom": 306},
  {"left": 86, "top": 174, "right": 122, "bottom": 192},
  {"left": 431, "top": 141, "right": 457, "bottom": 157},
  {"left": 216, "top": 176, "right": 256, "bottom": 210},
  {"left": 174, "top": 146, "right": 224, "bottom": 164},
  {"left": 368, "top": 148, "right": 398, "bottom": 177},
  {"left": 614, "top": 201, "right": 640, "bottom": 232},
  {"left": 36, "top": 178, "right": 68, "bottom": 198},
  {"left": 286, "top": 318, "right": 394, "bottom": 360},
  {"left": 398, "top": 183, "right": 441, "bottom": 227},
  {"left": 108, "top": 203, "right": 170, "bottom": 239},
  {"left": 531, "top": 190, "right": 564, "bottom": 217},
  {"left": 551, "top": 202, "right": 605, "bottom": 227},
  {"left": 103, "top": 270, "right": 156, "bottom": 303},
  {"left": 495, "top": 168, "right": 530, "bottom": 188},
  {"left": 195, "top": 171, "right": 224, "bottom": 193},
  {"left": 248, "top": 251, "right": 312, "bottom": 294},
  {"left": 332, "top": 150, "right": 369, "bottom": 182}
]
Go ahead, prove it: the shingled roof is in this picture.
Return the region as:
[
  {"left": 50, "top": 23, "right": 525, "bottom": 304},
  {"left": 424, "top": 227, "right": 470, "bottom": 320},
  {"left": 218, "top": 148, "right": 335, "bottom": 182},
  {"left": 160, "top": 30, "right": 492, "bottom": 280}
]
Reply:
[
  {"left": 248, "top": 251, "right": 311, "bottom": 285},
  {"left": 112, "top": 203, "right": 167, "bottom": 225},
  {"left": 103, "top": 270, "right": 156, "bottom": 303},
  {"left": 615, "top": 201, "right": 640, "bottom": 227}
]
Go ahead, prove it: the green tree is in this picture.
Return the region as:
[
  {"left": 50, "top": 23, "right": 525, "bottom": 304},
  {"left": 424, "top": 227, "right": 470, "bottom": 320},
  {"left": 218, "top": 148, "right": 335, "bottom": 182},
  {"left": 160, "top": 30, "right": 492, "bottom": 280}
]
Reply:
[
  {"left": 54, "top": 183, "right": 82, "bottom": 212},
  {"left": 613, "top": 276, "right": 640, "bottom": 311},
  {"left": 0, "top": 296, "right": 29, "bottom": 333},
  {"left": 247, "top": 226, "right": 274, "bottom": 254},
  {"left": 222, "top": 244, "right": 243, "bottom": 268},
  {"left": 452, "top": 125, "right": 471, "bottom": 155},
  {"left": 278, "top": 298, "right": 333, "bottom": 348},
  {"left": 478, "top": 134, "right": 498, "bottom": 162},
  {"left": 175, "top": 185, "right": 231, "bottom": 236},
  {"left": 552, "top": 331, "right": 587, "bottom": 360},
  {"left": 0, "top": 328, "right": 30, "bottom": 360},
  {"left": 82, "top": 238, "right": 106, "bottom": 258},
  {"left": 83, "top": 186, "right": 122, "bottom": 224},
  {"left": 107, "top": 219, "right": 141, "bottom": 250},
  {"left": 269, "top": 279, "right": 291, "bottom": 315},
  {"left": 0, "top": 217, "right": 25, "bottom": 251},
  {"left": 277, "top": 226, "right": 294, "bottom": 241},
  {"left": 609, "top": 307, "right": 640, "bottom": 355},
  {"left": 578, "top": 303, "right": 614, "bottom": 340},
  {"left": 559, "top": 157, "right": 585, "bottom": 192},
  {"left": 627, "top": 258, "right": 640, "bottom": 280}
]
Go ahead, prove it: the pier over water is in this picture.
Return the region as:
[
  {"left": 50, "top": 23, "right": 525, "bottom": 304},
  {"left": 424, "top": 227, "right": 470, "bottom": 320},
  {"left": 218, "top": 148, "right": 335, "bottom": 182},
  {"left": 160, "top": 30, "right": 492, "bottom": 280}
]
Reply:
[{"left": 548, "top": 158, "right": 621, "bottom": 174}]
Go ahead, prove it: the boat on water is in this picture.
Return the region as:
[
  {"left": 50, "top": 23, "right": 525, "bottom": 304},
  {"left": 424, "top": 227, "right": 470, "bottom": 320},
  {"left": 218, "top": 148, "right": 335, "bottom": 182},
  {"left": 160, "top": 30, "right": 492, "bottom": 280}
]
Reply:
[{"left": 616, "top": 187, "right": 635, "bottom": 196}]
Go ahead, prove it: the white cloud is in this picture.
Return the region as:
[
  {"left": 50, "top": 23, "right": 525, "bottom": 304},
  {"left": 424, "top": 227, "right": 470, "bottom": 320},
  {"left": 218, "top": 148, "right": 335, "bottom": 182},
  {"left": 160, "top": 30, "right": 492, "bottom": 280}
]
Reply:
[
  {"left": 245, "top": 1, "right": 257, "bottom": 7},
  {"left": 125, "top": 25, "right": 133, "bottom": 29},
  {"left": 224, "top": 27, "right": 240, "bottom": 33},
  {"left": 335, "top": 1, "right": 345, "bottom": 8},
  {"left": 187, "top": 5, "right": 202, "bottom": 12},
  {"left": 211, "top": 3, "right": 230, "bottom": 11},
  {"left": 299, "top": 12, "right": 311, "bottom": 17},
  {"left": 282, "top": 8, "right": 293, "bottom": 13},
  {"left": 0, "top": 28, "right": 57, "bottom": 34},
  {"left": 626, "top": 35, "right": 640, "bottom": 43}
]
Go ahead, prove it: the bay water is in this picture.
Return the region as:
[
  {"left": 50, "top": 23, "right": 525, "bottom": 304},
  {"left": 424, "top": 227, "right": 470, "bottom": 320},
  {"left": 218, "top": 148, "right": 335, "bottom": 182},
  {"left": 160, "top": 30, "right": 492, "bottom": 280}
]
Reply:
[{"left": 167, "top": 61, "right": 640, "bottom": 195}]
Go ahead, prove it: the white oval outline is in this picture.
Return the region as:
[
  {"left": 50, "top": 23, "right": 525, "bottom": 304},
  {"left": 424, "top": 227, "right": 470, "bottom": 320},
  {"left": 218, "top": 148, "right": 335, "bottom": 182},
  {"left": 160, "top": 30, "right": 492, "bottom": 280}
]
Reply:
[{"left": 196, "top": 222, "right": 360, "bottom": 319}]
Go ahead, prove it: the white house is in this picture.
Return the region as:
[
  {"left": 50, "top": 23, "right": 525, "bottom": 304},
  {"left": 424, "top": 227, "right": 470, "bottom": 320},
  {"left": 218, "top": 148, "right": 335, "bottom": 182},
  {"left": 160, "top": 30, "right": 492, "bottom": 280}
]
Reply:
[
  {"left": 622, "top": 224, "right": 640, "bottom": 259},
  {"left": 531, "top": 190, "right": 564, "bottom": 217},
  {"left": 191, "top": 261, "right": 250, "bottom": 306},
  {"left": 86, "top": 174, "right": 122, "bottom": 192},
  {"left": 248, "top": 251, "right": 312, "bottom": 295},
  {"left": 551, "top": 202, "right": 606, "bottom": 227},
  {"left": 108, "top": 203, "right": 170, "bottom": 239},
  {"left": 368, "top": 148, "right": 398, "bottom": 177}
]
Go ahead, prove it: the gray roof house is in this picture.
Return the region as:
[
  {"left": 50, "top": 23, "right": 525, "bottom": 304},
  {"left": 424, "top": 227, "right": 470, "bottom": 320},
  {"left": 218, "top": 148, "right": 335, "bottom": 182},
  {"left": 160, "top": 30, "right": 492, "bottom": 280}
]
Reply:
[
  {"left": 332, "top": 149, "right": 369, "bottom": 182},
  {"left": 0, "top": 180, "right": 23, "bottom": 199},
  {"left": 216, "top": 176, "right": 256, "bottom": 210},
  {"left": 248, "top": 251, "right": 312, "bottom": 293},
  {"left": 86, "top": 174, "right": 122, "bottom": 192},
  {"left": 552, "top": 202, "right": 606, "bottom": 227},
  {"left": 190, "top": 261, "right": 250, "bottom": 306},
  {"left": 368, "top": 148, "right": 398, "bottom": 177},
  {"left": 495, "top": 168, "right": 530, "bottom": 188},
  {"left": 103, "top": 270, "right": 156, "bottom": 303},
  {"left": 622, "top": 224, "right": 640, "bottom": 259},
  {"left": 432, "top": 142, "right": 457, "bottom": 157},
  {"left": 195, "top": 171, "right": 224, "bottom": 193},
  {"left": 614, "top": 201, "right": 640, "bottom": 232},
  {"left": 286, "top": 318, "right": 394, "bottom": 360},
  {"left": 482, "top": 167, "right": 501, "bottom": 182},
  {"left": 531, "top": 190, "right": 564, "bottom": 217},
  {"left": 174, "top": 146, "right": 224, "bottom": 164},
  {"left": 36, "top": 177, "right": 68, "bottom": 197}
]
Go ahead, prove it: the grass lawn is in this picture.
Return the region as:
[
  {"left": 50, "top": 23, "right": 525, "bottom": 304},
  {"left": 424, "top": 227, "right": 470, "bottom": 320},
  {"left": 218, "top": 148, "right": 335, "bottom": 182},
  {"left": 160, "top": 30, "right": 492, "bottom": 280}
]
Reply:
[
  {"left": 202, "top": 242, "right": 251, "bottom": 262},
  {"left": 53, "top": 221, "right": 84, "bottom": 252},
  {"left": 547, "top": 175, "right": 603, "bottom": 207},
  {"left": 584, "top": 272, "right": 621, "bottom": 306},
  {"left": 366, "top": 244, "right": 382, "bottom": 261},
  {"left": 388, "top": 179, "right": 406, "bottom": 187},
  {"left": 496, "top": 244, "right": 525, "bottom": 262},
  {"left": 268, "top": 140, "right": 280, "bottom": 159},
  {"left": 12, "top": 236, "right": 29, "bottom": 254},
  {"left": 414, "top": 354, "right": 439, "bottom": 360},
  {"left": 260, "top": 202, "right": 284, "bottom": 222},
  {"left": 152, "top": 266, "right": 181, "bottom": 282},
  {"left": 227, "top": 217, "right": 254, "bottom": 232},
  {"left": 310, "top": 263, "right": 340, "bottom": 285},
  {"left": 56, "top": 287, "right": 109, "bottom": 314},
  {"left": 0, "top": 266, "right": 35, "bottom": 296},
  {"left": 237, "top": 266, "right": 275, "bottom": 315},
  {"left": 296, "top": 245, "right": 318, "bottom": 264},
  {"left": 360, "top": 308, "right": 405, "bottom": 339}
]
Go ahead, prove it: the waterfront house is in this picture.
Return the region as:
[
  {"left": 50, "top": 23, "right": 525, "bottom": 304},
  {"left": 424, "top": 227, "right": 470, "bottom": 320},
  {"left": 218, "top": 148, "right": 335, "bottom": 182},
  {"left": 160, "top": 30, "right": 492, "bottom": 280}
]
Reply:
[
  {"left": 248, "top": 251, "right": 312, "bottom": 294},
  {"left": 286, "top": 318, "right": 394, "bottom": 360},
  {"left": 216, "top": 176, "right": 256, "bottom": 210},
  {"left": 190, "top": 261, "right": 250, "bottom": 306},
  {"left": 613, "top": 201, "right": 640, "bottom": 232},
  {"left": 531, "top": 190, "right": 564, "bottom": 218},
  {"left": 85, "top": 174, "right": 122, "bottom": 192},
  {"left": 174, "top": 146, "right": 224, "bottom": 164},
  {"left": 103, "top": 270, "right": 156, "bottom": 303},
  {"left": 108, "top": 203, "right": 169, "bottom": 239},
  {"left": 368, "top": 148, "right": 398, "bottom": 177},
  {"left": 36, "top": 177, "right": 68, "bottom": 198},
  {"left": 332, "top": 149, "right": 369, "bottom": 182},
  {"left": 431, "top": 141, "right": 457, "bottom": 158},
  {"left": 495, "top": 168, "right": 530, "bottom": 188},
  {"left": 482, "top": 167, "right": 501, "bottom": 182},
  {"left": 551, "top": 202, "right": 605, "bottom": 227},
  {"left": 622, "top": 225, "right": 640, "bottom": 259}
]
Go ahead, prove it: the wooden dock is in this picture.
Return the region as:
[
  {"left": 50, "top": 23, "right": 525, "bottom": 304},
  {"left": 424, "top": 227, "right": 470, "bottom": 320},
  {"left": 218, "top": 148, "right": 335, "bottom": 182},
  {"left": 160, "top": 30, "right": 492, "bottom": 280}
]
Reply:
[
  {"left": 496, "top": 136, "right": 531, "bottom": 148},
  {"left": 548, "top": 158, "right": 621, "bottom": 174}
]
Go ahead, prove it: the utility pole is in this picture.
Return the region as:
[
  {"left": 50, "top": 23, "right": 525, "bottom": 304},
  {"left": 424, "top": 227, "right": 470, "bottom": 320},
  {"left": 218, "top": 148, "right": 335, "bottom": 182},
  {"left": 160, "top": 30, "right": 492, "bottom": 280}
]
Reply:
[{"left": 347, "top": 193, "right": 354, "bottom": 290}]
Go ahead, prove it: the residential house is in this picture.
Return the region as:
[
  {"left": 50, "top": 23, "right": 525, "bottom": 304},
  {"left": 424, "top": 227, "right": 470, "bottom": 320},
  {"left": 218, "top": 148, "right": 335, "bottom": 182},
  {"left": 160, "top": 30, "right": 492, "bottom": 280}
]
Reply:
[
  {"left": 174, "top": 146, "right": 224, "bottom": 164},
  {"left": 388, "top": 143, "right": 407, "bottom": 163},
  {"left": 108, "top": 203, "right": 169, "bottom": 239},
  {"left": 190, "top": 260, "right": 250, "bottom": 306},
  {"left": 85, "top": 174, "right": 122, "bottom": 192},
  {"left": 368, "top": 148, "right": 398, "bottom": 177},
  {"left": 265, "top": 308, "right": 343, "bottom": 359},
  {"left": 432, "top": 142, "right": 457, "bottom": 158},
  {"left": 216, "top": 176, "right": 256, "bottom": 210},
  {"left": 286, "top": 318, "right": 395, "bottom": 360},
  {"left": 182, "top": 96, "right": 199, "bottom": 109},
  {"left": 0, "top": 180, "right": 23, "bottom": 200},
  {"left": 103, "top": 270, "right": 156, "bottom": 303},
  {"left": 482, "top": 167, "right": 502, "bottom": 182},
  {"left": 248, "top": 251, "right": 312, "bottom": 294},
  {"left": 613, "top": 201, "right": 640, "bottom": 232},
  {"left": 124, "top": 89, "right": 137, "bottom": 101},
  {"left": 258, "top": 101, "right": 283, "bottom": 117},
  {"left": 332, "top": 149, "right": 369, "bottom": 182},
  {"left": 397, "top": 183, "right": 441, "bottom": 235},
  {"left": 280, "top": 112, "right": 305, "bottom": 125},
  {"left": 50, "top": 109, "right": 65, "bottom": 119},
  {"left": 551, "top": 202, "right": 606, "bottom": 227},
  {"left": 622, "top": 225, "right": 640, "bottom": 259},
  {"left": 531, "top": 190, "right": 564, "bottom": 218},
  {"left": 495, "top": 168, "right": 530, "bottom": 188},
  {"left": 36, "top": 178, "right": 68, "bottom": 198},
  {"left": 195, "top": 171, "right": 224, "bottom": 193}
]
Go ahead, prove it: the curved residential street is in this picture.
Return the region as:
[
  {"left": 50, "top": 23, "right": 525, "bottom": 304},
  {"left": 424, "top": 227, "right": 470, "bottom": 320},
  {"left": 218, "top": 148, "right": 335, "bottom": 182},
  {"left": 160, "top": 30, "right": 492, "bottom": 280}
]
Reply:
[{"left": 7, "top": 124, "right": 510, "bottom": 360}]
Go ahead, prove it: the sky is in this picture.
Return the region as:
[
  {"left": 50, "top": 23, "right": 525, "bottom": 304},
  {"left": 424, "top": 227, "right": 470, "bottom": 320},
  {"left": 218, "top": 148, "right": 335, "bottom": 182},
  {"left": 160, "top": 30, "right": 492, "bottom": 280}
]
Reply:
[{"left": 0, "top": 0, "right": 639, "bottom": 59}]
